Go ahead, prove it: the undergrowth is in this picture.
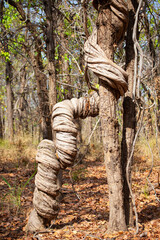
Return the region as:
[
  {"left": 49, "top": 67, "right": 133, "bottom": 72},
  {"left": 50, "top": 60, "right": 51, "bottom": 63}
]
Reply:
[
  {"left": 134, "top": 135, "right": 160, "bottom": 167},
  {"left": 0, "top": 134, "right": 38, "bottom": 213},
  {"left": 0, "top": 134, "right": 38, "bottom": 165},
  {"left": 0, "top": 133, "right": 159, "bottom": 217},
  {"left": 1, "top": 171, "right": 36, "bottom": 213}
]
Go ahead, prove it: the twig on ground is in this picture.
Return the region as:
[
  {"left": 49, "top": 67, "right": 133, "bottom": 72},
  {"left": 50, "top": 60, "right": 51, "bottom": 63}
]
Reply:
[
  {"left": 33, "top": 228, "right": 55, "bottom": 239},
  {"left": 33, "top": 232, "right": 42, "bottom": 240},
  {"left": 83, "top": 234, "right": 103, "bottom": 240}
]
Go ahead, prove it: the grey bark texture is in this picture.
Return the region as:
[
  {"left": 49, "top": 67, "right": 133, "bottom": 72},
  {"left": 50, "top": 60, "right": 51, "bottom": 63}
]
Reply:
[
  {"left": 121, "top": 0, "right": 138, "bottom": 226},
  {"left": 91, "top": 0, "right": 129, "bottom": 232},
  {"left": 43, "top": 0, "right": 57, "bottom": 112}
]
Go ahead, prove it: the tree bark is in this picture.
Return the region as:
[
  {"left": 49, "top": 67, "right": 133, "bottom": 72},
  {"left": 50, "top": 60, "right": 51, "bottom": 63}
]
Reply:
[
  {"left": 82, "top": 0, "right": 89, "bottom": 39},
  {"left": 60, "top": 37, "right": 72, "bottom": 100},
  {"left": 121, "top": 0, "right": 138, "bottom": 226},
  {"left": 43, "top": 0, "right": 57, "bottom": 109},
  {"left": 28, "top": 48, "right": 52, "bottom": 140},
  {"left": 6, "top": 60, "right": 14, "bottom": 142},
  {"left": 97, "top": 4, "right": 127, "bottom": 232}
]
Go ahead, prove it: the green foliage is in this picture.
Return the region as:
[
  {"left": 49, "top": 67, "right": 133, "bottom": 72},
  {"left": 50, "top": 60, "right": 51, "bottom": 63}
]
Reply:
[
  {"left": 143, "top": 0, "right": 160, "bottom": 52},
  {"left": 0, "top": 50, "right": 10, "bottom": 62},
  {"left": 55, "top": 44, "right": 60, "bottom": 60},
  {"left": 0, "top": 85, "right": 6, "bottom": 108},
  {"left": 142, "top": 184, "right": 149, "bottom": 198},
  {"left": 1, "top": 2, "right": 25, "bottom": 57},
  {"left": 63, "top": 53, "right": 69, "bottom": 62},
  {"left": 0, "top": 0, "right": 159, "bottom": 147},
  {"left": 1, "top": 170, "right": 36, "bottom": 211},
  {"left": 2, "top": 4, "right": 19, "bottom": 29},
  {"left": 72, "top": 168, "right": 88, "bottom": 182}
]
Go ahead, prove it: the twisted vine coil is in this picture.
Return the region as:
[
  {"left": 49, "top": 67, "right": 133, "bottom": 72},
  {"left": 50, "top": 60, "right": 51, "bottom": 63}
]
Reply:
[
  {"left": 27, "top": 0, "right": 129, "bottom": 232},
  {"left": 52, "top": 92, "right": 99, "bottom": 168},
  {"left": 27, "top": 92, "right": 99, "bottom": 232},
  {"left": 84, "top": 29, "right": 128, "bottom": 96},
  {"left": 92, "top": 0, "right": 128, "bottom": 31},
  {"left": 26, "top": 140, "right": 60, "bottom": 232},
  {"left": 84, "top": 0, "right": 129, "bottom": 97}
]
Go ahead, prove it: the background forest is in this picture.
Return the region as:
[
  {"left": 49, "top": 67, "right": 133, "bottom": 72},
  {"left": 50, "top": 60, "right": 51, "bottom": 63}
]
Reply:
[{"left": 0, "top": 0, "right": 160, "bottom": 239}]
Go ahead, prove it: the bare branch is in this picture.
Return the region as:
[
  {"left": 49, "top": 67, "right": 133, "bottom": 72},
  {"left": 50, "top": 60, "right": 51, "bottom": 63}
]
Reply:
[{"left": 56, "top": 33, "right": 83, "bottom": 74}]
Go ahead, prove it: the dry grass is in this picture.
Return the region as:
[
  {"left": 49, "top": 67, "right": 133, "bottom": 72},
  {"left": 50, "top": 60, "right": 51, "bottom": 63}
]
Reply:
[
  {"left": 0, "top": 134, "right": 160, "bottom": 239},
  {"left": 0, "top": 134, "right": 37, "bottom": 216},
  {"left": 0, "top": 134, "right": 38, "bottom": 165},
  {"left": 134, "top": 135, "right": 160, "bottom": 167}
]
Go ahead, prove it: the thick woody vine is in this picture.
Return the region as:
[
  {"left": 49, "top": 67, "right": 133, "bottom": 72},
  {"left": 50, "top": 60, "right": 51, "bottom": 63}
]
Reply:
[
  {"left": 26, "top": 92, "right": 99, "bottom": 232},
  {"left": 26, "top": 0, "right": 129, "bottom": 233}
]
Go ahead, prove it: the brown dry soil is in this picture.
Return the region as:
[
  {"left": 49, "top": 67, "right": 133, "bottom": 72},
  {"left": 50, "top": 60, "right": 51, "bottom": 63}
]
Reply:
[{"left": 0, "top": 149, "right": 160, "bottom": 240}]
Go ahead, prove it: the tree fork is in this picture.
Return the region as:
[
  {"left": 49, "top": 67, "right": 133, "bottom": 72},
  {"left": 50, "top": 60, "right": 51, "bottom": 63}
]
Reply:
[{"left": 95, "top": 0, "right": 129, "bottom": 232}]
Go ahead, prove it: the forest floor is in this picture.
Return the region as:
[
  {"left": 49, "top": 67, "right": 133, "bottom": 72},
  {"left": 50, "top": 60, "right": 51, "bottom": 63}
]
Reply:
[{"left": 0, "top": 142, "right": 160, "bottom": 240}]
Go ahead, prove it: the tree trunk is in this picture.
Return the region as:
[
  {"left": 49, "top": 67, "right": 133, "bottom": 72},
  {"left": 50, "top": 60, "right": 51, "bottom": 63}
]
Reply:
[
  {"left": 60, "top": 38, "right": 72, "bottom": 100},
  {"left": 0, "top": 105, "right": 3, "bottom": 139},
  {"left": 82, "top": 0, "right": 89, "bottom": 39},
  {"left": 35, "top": 65, "right": 52, "bottom": 140},
  {"left": 28, "top": 43, "right": 52, "bottom": 140},
  {"left": 43, "top": 0, "right": 57, "bottom": 109},
  {"left": 121, "top": 0, "right": 138, "bottom": 226},
  {"left": 6, "top": 0, "right": 53, "bottom": 140},
  {"left": 6, "top": 60, "right": 14, "bottom": 142},
  {"left": 15, "top": 65, "right": 27, "bottom": 134},
  {"left": 97, "top": 3, "right": 127, "bottom": 232},
  {"left": 0, "top": 1, "right": 14, "bottom": 141}
]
